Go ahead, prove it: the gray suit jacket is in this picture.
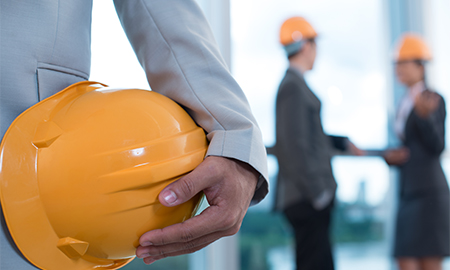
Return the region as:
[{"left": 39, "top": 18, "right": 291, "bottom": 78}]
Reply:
[
  {"left": 274, "top": 68, "right": 346, "bottom": 211},
  {"left": 0, "top": 1, "right": 268, "bottom": 268}
]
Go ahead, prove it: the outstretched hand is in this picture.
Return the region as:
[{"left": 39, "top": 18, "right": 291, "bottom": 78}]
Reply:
[
  {"left": 347, "top": 140, "right": 365, "bottom": 156},
  {"left": 414, "top": 91, "right": 440, "bottom": 118},
  {"left": 135, "top": 156, "right": 259, "bottom": 265},
  {"left": 383, "top": 147, "right": 410, "bottom": 166}
]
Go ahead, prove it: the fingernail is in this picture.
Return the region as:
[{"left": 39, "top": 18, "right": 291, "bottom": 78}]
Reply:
[
  {"left": 142, "top": 241, "right": 153, "bottom": 247},
  {"left": 138, "top": 253, "right": 150, "bottom": 259},
  {"left": 162, "top": 190, "right": 177, "bottom": 204}
]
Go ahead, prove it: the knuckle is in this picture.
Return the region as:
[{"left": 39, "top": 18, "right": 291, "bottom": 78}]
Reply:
[
  {"left": 230, "top": 223, "right": 241, "bottom": 235},
  {"left": 203, "top": 159, "right": 223, "bottom": 177},
  {"left": 220, "top": 211, "right": 241, "bottom": 229},
  {"left": 144, "top": 247, "right": 158, "bottom": 256},
  {"left": 158, "top": 250, "right": 168, "bottom": 259},
  {"left": 186, "top": 245, "right": 204, "bottom": 254},
  {"left": 226, "top": 222, "right": 241, "bottom": 236},
  {"left": 224, "top": 224, "right": 241, "bottom": 237},
  {"left": 217, "top": 211, "right": 243, "bottom": 236},
  {"left": 220, "top": 216, "right": 237, "bottom": 230},
  {"left": 155, "top": 228, "right": 167, "bottom": 246},
  {"left": 160, "top": 237, "right": 166, "bottom": 246},
  {"left": 180, "top": 227, "right": 195, "bottom": 242},
  {"left": 180, "top": 177, "right": 196, "bottom": 197},
  {"left": 150, "top": 247, "right": 168, "bottom": 259},
  {"left": 183, "top": 240, "right": 198, "bottom": 251}
]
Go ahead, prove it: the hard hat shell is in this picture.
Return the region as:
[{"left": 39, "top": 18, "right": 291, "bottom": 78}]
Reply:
[
  {"left": 279, "top": 16, "right": 317, "bottom": 46},
  {"left": 394, "top": 33, "right": 432, "bottom": 62},
  {"left": 0, "top": 81, "right": 207, "bottom": 270}
]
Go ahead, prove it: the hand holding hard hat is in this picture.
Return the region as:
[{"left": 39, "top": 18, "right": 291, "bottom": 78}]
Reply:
[
  {"left": 136, "top": 155, "right": 258, "bottom": 264},
  {"left": 0, "top": 81, "right": 259, "bottom": 269},
  {"left": 0, "top": 81, "right": 219, "bottom": 269}
]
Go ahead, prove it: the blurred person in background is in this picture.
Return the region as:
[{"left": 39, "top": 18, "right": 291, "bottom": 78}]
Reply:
[
  {"left": 383, "top": 33, "right": 449, "bottom": 270},
  {"left": 273, "top": 16, "right": 362, "bottom": 270}
]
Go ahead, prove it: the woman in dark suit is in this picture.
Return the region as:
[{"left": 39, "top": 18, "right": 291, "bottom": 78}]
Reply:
[{"left": 384, "top": 33, "right": 450, "bottom": 270}]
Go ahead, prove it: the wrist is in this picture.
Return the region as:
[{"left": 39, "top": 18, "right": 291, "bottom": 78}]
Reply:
[{"left": 227, "top": 157, "right": 259, "bottom": 188}]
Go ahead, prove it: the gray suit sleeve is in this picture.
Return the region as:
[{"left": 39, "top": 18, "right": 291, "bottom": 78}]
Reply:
[
  {"left": 277, "top": 82, "right": 326, "bottom": 201},
  {"left": 112, "top": 0, "right": 268, "bottom": 203},
  {"left": 411, "top": 96, "right": 446, "bottom": 155}
]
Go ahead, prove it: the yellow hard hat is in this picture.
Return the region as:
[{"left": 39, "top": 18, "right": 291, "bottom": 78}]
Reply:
[
  {"left": 0, "top": 81, "right": 207, "bottom": 270},
  {"left": 394, "top": 33, "right": 432, "bottom": 62}
]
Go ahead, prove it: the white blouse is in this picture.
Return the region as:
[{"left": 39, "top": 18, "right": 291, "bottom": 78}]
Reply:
[{"left": 394, "top": 80, "right": 426, "bottom": 140}]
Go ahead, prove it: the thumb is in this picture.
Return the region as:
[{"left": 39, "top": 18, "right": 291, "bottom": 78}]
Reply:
[{"left": 159, "top": 162, "right": 213, "bottom": 207}]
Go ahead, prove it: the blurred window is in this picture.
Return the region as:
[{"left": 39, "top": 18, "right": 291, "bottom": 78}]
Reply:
[{"left": 428, "top": 2, "right": 450, "bottom": 267}]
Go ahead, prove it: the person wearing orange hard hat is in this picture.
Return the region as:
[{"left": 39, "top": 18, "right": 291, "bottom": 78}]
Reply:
[
  {"left": 279, "top": 17, "right": 318, "bottom": 59},
  {"left": 382, "top": 33, "right": 449, "bottom": 270},
  {"left": 273, "top": 16, "right": 362, "bottom": 270},
  {"left": 1, "top": 1, "right": 269, "bottom": 269}
]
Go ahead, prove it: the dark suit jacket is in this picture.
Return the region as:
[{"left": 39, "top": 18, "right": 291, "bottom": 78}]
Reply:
[
  {"left": 394, "top": 91, "right": 450, "bottom": 256},
  {"left": 274, "top": 68, "right": 346, "bottom": 211},
  {"left": 399, "top": 91, "right": 448, "bottom": 197}
]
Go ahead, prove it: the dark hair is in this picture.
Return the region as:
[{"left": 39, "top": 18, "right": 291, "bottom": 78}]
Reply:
[{"left": 287, "top": 38, "right": 316, "bottom": 60}]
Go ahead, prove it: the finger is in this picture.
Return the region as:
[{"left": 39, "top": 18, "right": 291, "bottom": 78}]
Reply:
[
  {"left": 142, "top": 243, "right": 211, "bottom": 265},
  {"left": 139, "top": 204, "right": 238, "bottom": 246},
  {"left": 158, "top": 159, "right": 219, "bottom": 207},
  {"left": 137, "top": 228, "right": 235, "bottom": 259},
  {"left": 142, "top": 257, "right": 156, "bottom": 265}
]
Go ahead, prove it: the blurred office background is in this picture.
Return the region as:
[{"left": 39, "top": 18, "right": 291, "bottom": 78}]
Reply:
[{"left": 90, "top": 0, "right": 450, "bottom": 269}]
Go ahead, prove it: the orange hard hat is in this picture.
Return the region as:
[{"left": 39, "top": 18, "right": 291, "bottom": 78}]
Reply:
[
  {"left": 279, "top": 16, "right": 317, "bottom": 46},
  {"left": 0, "top": 81, "right": 207, "bottom": 270},
  {"left": 394, "top": 33, "right": 432, "bottom": 62}
]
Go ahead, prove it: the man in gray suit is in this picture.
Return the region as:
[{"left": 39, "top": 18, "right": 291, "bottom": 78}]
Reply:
[
  {"left": 274, "top": 17, "right": 361, "bottom": 270},
  {"left": 0, "top": 1, "right": 268, "bottom": 268}
]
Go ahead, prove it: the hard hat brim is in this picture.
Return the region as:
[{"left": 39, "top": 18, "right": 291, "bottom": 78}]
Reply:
[{"left": 0, "top": 81, "right": 134, "bottom": 270}]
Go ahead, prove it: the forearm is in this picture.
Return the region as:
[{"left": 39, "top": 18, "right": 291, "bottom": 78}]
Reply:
[{"left": 113, "top": 0, "right": 268, "bottom": 202}]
